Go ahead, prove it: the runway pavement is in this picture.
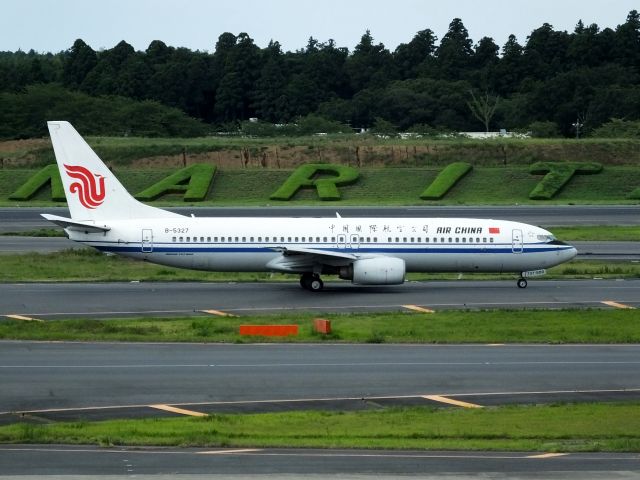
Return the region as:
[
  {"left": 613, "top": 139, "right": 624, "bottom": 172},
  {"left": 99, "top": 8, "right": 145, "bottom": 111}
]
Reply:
[
  {"left": 1, "top": 444, "right": 639, "bottom": 478},
  {"left": 1, "top": 205, "right": 640, "bottom": 233},
  {"left": 0, "top": 279, "right": 638, "bottom": 319},
  {"left": 1, "top": 342, "right": 639, "bottom": 419}
]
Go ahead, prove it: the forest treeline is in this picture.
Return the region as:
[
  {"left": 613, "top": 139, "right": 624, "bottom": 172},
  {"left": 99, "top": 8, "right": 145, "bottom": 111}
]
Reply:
[{"left": 1, "top": 11, "right": 639, "bottom": 138}]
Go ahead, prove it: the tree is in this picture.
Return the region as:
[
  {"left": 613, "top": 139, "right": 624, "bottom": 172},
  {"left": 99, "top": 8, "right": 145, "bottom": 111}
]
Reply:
[
  {"left": 62, "top": 39, "right": 97, "bottom": 88},
  {"left": 394, "top": 29, "right": 437, "bottom": 79},
  {"left": 436, "top": 18, "right": 473, "bottom": 80},
  {"left": 345, "top": 30, "right": 395, "bottom": 92},
  {"left": 467, "top": 90, "right": 500, "bottom": 132}
]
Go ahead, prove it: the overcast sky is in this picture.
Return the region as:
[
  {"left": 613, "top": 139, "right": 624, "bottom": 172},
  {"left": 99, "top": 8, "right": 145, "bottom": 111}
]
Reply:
[{"left": 2, "top": 0, "right": 638, "bottom": 54}]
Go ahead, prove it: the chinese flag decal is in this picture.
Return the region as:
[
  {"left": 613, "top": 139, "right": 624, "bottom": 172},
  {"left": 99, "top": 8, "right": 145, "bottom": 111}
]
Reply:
[{"left": 489, "top": 227, "right": 500, "bottom": 234}]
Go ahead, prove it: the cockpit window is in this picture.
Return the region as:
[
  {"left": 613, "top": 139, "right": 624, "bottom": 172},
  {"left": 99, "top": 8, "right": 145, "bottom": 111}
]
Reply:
[
  {"left": 537, "top": 233, "right": 567, "bottom": 245},
  {"left": 537, "top": 234, "right": 556, "bottom": 242}
]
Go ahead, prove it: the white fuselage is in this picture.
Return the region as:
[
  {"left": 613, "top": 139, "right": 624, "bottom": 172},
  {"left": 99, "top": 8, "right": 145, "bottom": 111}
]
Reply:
[{"left": 69, "top": 216, "right": 577, "bottom": 275}]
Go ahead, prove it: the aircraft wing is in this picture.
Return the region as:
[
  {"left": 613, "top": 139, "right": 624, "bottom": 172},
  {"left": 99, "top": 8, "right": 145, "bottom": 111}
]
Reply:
[
  {"left": 266, "top": 246, "right": 358, "bottom": 272},
  {"left": 41, "top": 214, "right": 111, "bottom": 233}
]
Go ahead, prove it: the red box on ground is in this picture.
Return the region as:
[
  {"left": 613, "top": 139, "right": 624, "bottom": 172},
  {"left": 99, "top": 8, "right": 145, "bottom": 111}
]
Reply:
[
  {"left": 239, "top": 325, "right": 299, "bottom": 336},
  {"left": 313, "top": 318, "right": 332, "bottom": 334}
]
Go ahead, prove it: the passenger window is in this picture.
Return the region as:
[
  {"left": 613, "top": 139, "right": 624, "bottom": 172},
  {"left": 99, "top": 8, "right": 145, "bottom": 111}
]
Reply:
[
  {"left": 395, "top": 237, "right": 399, "bottom": 243},
  {"left": 257, "top": 237, "right": 261, "bottom": 242},
  {"left": 331, "top": 237, "right": 335, "bottom": 242},
  {"left": 179, "top": 236, "right": 183, "bottom": 242},
  {"left": 483, "top": 238, "right": 487, "bottom": 243},
  {"left": 288, "top": 237, "right": 292, "bottom": 242},
  {"left": 403, "top": 237, "right": 407, "bottom": 243},
  {"left": 207, "top": 237, "right": 211, "bottom": 242},
  {"left": 200, "top": 237, "right": 204, "bottom": 242},
  {"left": 410, "top": 237, "right": 414, "bottom": 243},
  {"left": 360, "top": 237, "right": 364, "bottom": 242},
  {"left": 476, "top": 238, "right": 480, "bottom": 243},
  {"left": 316, "top": 237, "right": 320, "bottom": 242},
  {"left": 373, "top": 237, "right": 378, "bottom": 242},
  {"left": 455, "top": 238, "right": 459, "bottom": 243},
  {"left": 295, "top": 237, "right": 299, "bottom": 242},
  {"left": 490, "top": 238, "right": 494, "bottom": 243},
  {"left": 172, "top": 236, "right": 176, "bottom": 242},
  {"left": 462, "top": 238, "right": 466, "bottom": 243},
  {"left": 388, "top": 237, "right": 392, "bottom": 242},
  {"left": 323, "top": 237, "right": 327, "bottom": 242},
  {"left": 448, "top": 238, "right": 452, "bottom": 243},
  {"left": 186, "top": 237, "right": 190, "bottom": 242}
]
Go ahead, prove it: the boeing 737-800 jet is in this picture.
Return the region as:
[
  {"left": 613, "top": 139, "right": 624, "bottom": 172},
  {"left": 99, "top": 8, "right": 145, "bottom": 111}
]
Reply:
[{"left": 42, "top": 121, "right": 577, "bottom": 291}]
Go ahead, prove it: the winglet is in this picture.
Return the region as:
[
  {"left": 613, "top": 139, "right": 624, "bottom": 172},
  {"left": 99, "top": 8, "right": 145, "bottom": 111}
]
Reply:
[{"left": 336, "top": 212, "right": 342, "bottom": 218}]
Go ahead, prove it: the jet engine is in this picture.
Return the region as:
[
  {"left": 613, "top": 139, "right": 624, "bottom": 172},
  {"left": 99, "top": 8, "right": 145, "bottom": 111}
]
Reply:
[{"left": 339, "top": 257, "right": 405, "bottom": 285}]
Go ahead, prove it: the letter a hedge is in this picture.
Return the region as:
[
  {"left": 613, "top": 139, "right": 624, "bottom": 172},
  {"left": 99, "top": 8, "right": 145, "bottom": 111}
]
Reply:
[
  {"left": 135, "top": 164, "right": 216, "bottom": 201},
  {"left": 9, "top": 164, "right": 66, "bottom": 202},
  {"left": 270, "top": 164, "right": 359, "bottom": 201}
]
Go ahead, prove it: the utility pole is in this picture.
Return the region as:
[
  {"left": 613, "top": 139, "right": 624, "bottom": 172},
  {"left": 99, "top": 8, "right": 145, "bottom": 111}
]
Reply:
[{"left": 572, "top": 118, "right": 583, "bottom": 139}]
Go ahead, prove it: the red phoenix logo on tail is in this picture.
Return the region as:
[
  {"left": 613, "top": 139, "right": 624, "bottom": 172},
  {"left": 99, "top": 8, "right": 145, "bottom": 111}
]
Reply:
[{"left": 64, "top": 164, "right": 106, "bottom": 209}]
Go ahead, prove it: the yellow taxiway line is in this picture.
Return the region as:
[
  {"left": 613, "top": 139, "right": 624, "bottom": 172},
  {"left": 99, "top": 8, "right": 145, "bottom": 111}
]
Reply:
[
  {"left": 201, "top": 309, "right": 238, "bottom": 317},
  {"left": 5, "top": 314, "right": 43, "bottom": 322},
  {"left": 423, "top": 395, "right": 483, "bottom": 409},
  {"left": 149, "top": 404, "right": 208, "bottom": 417},
  {"left": 601, "top": 301, "right": 636, "bottom": 310},
  {"left": 527, "top": 453, "right": 569, "bottom": 459},
  {"left": 403, "top": 304, "right": 435, "bottom": 314}
]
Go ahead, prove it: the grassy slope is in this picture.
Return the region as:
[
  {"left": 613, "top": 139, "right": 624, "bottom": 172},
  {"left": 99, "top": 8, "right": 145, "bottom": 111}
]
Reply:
[
  {"left": 1, "top": 166, "right": 640, "bottom": 206},
  {"left": 1, "top": 310, "right": 639, "bottom": 343},
  {"left": 1, "top": 403, "right": 639, "bottom": 451}
]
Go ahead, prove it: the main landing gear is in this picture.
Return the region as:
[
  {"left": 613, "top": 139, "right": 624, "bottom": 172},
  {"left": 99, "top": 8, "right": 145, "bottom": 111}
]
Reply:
[
  {"left": 300, "top": 272, "right": 324, "bottom": 292},
  {"left": 517, "top": 277, "right": 528, "bottom": 289}
]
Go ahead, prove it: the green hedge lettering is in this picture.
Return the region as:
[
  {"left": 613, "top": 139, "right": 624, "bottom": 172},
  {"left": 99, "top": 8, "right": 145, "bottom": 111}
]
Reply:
[
  {"left": 135, "top": 164, "right": 216, "bottom": 201},
  {"left": 529, "top": 162, "right": 603, "bottom": 200},
  {"left": 420, "top": 162, "right": 472, "bottom": 200},
  {"left": 9, "top": 164, "right": 66, "bottom": 201},
  {"left": 270, "top": 164, "right": 359, "bottom": 201}
]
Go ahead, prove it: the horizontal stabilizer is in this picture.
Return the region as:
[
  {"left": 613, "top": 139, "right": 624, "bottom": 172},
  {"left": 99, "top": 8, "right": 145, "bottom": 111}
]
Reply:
[{"left": 41, "top": 214, "right": 110, "bottom": 233}]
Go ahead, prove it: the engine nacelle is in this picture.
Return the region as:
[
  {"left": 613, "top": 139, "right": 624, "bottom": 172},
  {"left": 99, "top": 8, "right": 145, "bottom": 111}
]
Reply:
[{"left": 340, "top": 257, "right": 406, "bottom": 285}]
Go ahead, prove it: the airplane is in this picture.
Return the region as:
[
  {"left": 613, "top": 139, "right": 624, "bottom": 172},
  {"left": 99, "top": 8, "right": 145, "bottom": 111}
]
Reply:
[{"left": 42, "top": 121, "right": 577, "bottom": 291}]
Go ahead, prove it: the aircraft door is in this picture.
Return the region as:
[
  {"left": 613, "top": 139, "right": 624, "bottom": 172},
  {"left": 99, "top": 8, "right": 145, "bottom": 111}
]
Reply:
[
  {"left": 337, "top": 234, "right": 347, "bottom": 250},
  {"left": 142, "top": 229, "right": 153, "bottom": 253},
  {"left": 350, "top": 234, "right": 360, "bottom": 251},
  {"left": 512, "top": 229, "right": 523, "bottom": 254}
]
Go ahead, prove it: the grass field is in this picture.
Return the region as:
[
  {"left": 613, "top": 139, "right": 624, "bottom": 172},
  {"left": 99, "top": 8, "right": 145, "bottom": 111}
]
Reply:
[
  {"left": 2, "top": 165, "right": 640, "bottom": 206},
  {"left": 1, "top": 309, "right": 638, "bottom": 344},
  {"left": 1, "top": 403, "right": 639, "bottom": 451}
]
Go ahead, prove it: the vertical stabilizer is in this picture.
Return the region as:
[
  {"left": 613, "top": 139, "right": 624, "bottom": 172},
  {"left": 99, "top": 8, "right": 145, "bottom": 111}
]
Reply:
[{"left": 47, "top": 121, "right": 181, "bottom": 221}]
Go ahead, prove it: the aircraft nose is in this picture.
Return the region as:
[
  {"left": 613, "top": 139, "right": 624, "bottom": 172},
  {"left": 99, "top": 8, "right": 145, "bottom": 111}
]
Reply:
[{"left": 564, "top": 246, "right": 578, "bottom": 261}]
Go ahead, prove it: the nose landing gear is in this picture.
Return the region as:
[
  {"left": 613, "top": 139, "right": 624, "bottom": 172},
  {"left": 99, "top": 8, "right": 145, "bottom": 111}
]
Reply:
[
  {"left": 517, "top": 277, "right": 528, "bottom": 289},
  {"left": 300, "top": 272, "right": 324, "bottom": 291}
]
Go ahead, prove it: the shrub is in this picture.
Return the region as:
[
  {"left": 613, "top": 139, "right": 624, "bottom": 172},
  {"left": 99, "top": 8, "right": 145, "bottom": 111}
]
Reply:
[
  {"left": 135, "top": 164, "right": 216, "bottom": 201},
  {"left": 591, "top": 119, "right": 640, "bottom": 139},
  {"left": 529, "top": 162, "right": 603, "bottom": 200},
  {"left": 420, "top": 162, "right": 472, "bottom": 200},
  {"left": 9, "top": 164, "right": 66, "bottom": 201},
  {"left": 528, "top": 121, "right": 561, "bottom": 138},
  {"left": 270, "top": 164, "right": 359, "bottom": 201}
]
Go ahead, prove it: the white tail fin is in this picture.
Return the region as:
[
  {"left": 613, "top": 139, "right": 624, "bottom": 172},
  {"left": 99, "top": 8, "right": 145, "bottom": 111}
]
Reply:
[{"left": 48, "top": 121, "right": 181, "bottom": 221}]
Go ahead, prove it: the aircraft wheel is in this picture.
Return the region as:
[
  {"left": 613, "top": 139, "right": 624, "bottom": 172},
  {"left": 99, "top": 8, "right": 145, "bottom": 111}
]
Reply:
[
  {"left": 517, "top": 278, "right": 528, "bottom": 289},
  {"left": 309, "top": 276, "right": 324, "bottom": 292},
  {"left": 300, "top": 273, "right": 315, "bottom": 290}
]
